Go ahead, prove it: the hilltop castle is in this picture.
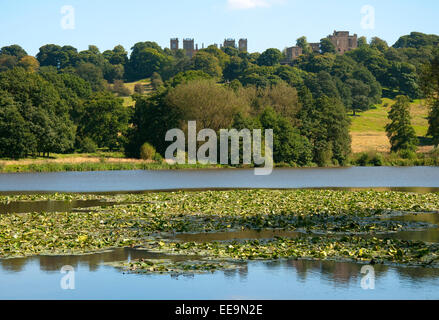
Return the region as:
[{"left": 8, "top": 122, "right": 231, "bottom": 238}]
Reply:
[
  {"left": 170, "top": 30, "right": 357, "bottom": 61},
  {"left": 286, "top": 30, "right": 358, "bottom": 62},
  {"left": 170, "top": 38, "right": 248, "bottom": 58}
]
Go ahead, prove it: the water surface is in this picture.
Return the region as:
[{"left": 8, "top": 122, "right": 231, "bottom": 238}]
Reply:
[
  {"left": 1, "top": 167, "right": 439, "bottom": 299},
  {"left": 1, "top": 249, "right": 439, "bottom": 300},
  {"left": 1, "top": 167, "right": 439, "bottom": 193}
]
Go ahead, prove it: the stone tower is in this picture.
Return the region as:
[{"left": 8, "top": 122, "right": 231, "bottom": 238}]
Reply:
[
  {"left": 238, "top": 38, "right": 248, "bottom": 52},
  {"left": 286, "top": 46, "right": 303, "bottom": 61},
  {"left": 223, "top": 38, "right": 236, "bottom": 48},
  {"left": 170, "top": 38, "right": 179, "bottom": 51},
  {"left": 183, "top": 38, "right": 195, "bottom": 58},
  {"left": 309, "top": 43, "right": 320, "bottom": 53},
  {"left": 328, "top": 31, "right": 358, "bottom": 54}
]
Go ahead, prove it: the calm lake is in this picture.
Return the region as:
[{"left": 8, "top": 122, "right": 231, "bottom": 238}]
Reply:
[
  {"left": 1, "top": 167, "right": 439, "bottom": 299},
  {"left": 1, "top": 166, "right": 439, "bottom": 193}
]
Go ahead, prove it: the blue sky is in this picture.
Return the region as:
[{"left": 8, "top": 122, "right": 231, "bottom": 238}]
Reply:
[{"left": 1, "top": 0, "right": 438, "bottom": 55}]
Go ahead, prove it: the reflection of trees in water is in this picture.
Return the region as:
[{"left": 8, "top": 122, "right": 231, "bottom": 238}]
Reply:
[
  {"left": 393, "top": 265, "right": 439, "bottom": 281},
  {"left": 38, "top": 249, "right": 131, "bottom": 272},
  {"left": 238, "top": 264, "right": 248, "bottom": 279},
  {"left": 0, "top": 257, "right": 29, "bottom": 272},
  {"left": 223, "top": 268, "right": 238, "bottom": 279},
  {"left": 3, "top": 249, "right": 439, "bottom": 283},
  {"left": 0, "top": 200, "right": 111, "bottom": 215},
  {"left": 0, "top": 248, "right": 196, "bottom": 273},
  {"left": 282, "top": 259, "right": 392, "bottom": 285}
]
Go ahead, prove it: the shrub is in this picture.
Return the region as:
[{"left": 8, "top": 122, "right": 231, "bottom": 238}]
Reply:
[
  {"left": 398, "top": 149, "right": 417, "bottom": 160},
  {"left": 356, "top": 152, "right": 369, "bottom": 166},
  {"left": 314, "top": 141, "right": 333, "bottom": 167},
  {"left": 370, "top": 152, "right": 384, "bottom": 166},
  {"left": 112, "top": 80, "right": 131, "bottom": 96},
  {"left": 140, "top": 142, "right": 156, "bottom": 160},
  {"left": 79, "top": 137, "right": 97, "bottom": 153},
  {"left": 152, "top": 152, "right": 163, "bottom": 162},
  {"left": 134, "top": 83, "right": 145, "bottom": 94}
]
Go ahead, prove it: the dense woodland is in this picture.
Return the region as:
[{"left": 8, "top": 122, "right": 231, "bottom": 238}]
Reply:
[{"left": 0, "top": 31, "right": 438, "bottom": 166}]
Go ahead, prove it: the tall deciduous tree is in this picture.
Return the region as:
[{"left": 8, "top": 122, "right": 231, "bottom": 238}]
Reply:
[
  {"left": 257, "top": 48, "right": 283, "bottom": 66},
  {"left": 296, "top": 37, "right": 311, "bottom": 55},
  {"left": 320, "top": 38, "right": 336, "bottom": 54},
  {"left": 77, "top": 92, "right": 131, "bottom": 150},
  {"left": 385, "top": 95, "right": 418, "bottom": 152},
  {"left": 420, "top": 49, "right": 439, "bottom": 146}
]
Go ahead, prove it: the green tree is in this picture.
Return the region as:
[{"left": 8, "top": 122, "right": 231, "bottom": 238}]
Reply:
[
  {"left": 0, "top": 67, "right": 75, "bottom": 156},
  {"left": 151, "top": 72, "right": 164, "bottom": 90},
  {"left": 296, "top": 37, "right": 311, "bottom": 55},
  {"left": 420, "top": 49, "right": 439, "bottom": 146},
  {"left": 127, "top": 42, "right": 171, "bottom": 80},
  {"left": 0, "top": 45, "right": 27, "bottom": 59},
  {"left": 78, "top": 92, "right": 131, "bottom": 150},
  {"left": 357, "top": 36, "right": 368, "bottom": 47},
  {"left": 0, "top": 55, "right": 18, "bottom": 72},
  {"left": 0, "top": 91, "right": 36, "bottom": 158},
  {"left": 167, "top": 70, "right": 212, "bottom": 88},
  {"left": 257, "top": 48, "right": 283, "bottom": 66},
  {"left": 320, "top": 38, "right": 336, "bottom": 54},
  {"left": 75, "top": 62, "right": 105, "bottom": 91},
  {"left": 370, "top": 37, "right": 389, "bottom": 53},
  {"left": 36, "top": 44, "right": 79, "bottom": 69},
  {"left": 393, "top": 32, "right": 439, "bottom": 49},
  {"left": 18, "top": 56, "right": 40, "bottom": 72},
  {"left": 192, "top": 51, "right": 222, "bottom": 78},
  {"left": 259, "top": 108, "right": 312, "bottom": 165},
  {"left": 223, "top": 56, "right": 246, "bottom": 81},
  {"left": 385, "top": 95, "right": 418, "bottom": 152}
]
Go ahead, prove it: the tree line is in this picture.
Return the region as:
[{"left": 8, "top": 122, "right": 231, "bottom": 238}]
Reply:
[{"left": 0, "top": 31, "right": 438, "bottom": 164}]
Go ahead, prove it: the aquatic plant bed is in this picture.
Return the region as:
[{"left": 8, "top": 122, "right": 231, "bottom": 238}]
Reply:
[
  {"left": 1, "top": 190, "right": 439, "bottom": 273},
  {"left": 107, "top": 258, "right": 245, "bottom": 275}
]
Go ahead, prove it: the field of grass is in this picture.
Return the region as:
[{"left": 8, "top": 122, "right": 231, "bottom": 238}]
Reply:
[
  {"left": 350, "top": 98, "right": 431, "bottom": 153},
  {"left": 0, "top": 151, "right": 234, "bottom": 173},
  {"left": 119, "top": 78, "right": 153, "bottom": 107}
]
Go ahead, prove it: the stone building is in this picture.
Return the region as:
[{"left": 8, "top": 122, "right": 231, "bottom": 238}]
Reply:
[
  {"left": 170, "top": 38, "right": 179, "bottom": 51},
  {"left": 223, "top": 38, "right": 236, "bottom": 48},
  {"left": 328, "top": 30, "right": 358, "bottom": 54},
  {"left": 286, "top": 46, "right": 303, "bottom": 61},
  {"left": 309, "top": 42, "right": 320, "bottom": 53},
  {"left": 183, "top": 38, "right": 195, "bottom": 58},
  {"left": 239, "top": 38, "right": 248, "bottom": 52},
  {"left": 170, "top": 37, "right": 248, "bottom": 56}
]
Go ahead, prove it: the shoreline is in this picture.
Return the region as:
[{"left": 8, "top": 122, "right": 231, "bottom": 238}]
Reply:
[{"left": 0, "top": 158, "right": 438, "bottom": 173}]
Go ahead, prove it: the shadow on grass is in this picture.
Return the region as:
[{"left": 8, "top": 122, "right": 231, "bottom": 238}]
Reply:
[{"left": 418, "top": 136, "right": 433, "bottom": 147}]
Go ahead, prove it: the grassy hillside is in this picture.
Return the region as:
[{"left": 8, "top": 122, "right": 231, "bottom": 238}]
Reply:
[
  {"left": 120, "top": 78, "right": 153, "bottom": 107},
  {"left": 350, "top": 98, "right": 432, "bottom": 153}
]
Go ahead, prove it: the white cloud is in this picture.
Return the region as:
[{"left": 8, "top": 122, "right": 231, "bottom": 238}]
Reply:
[{"left": 227, "top": 0, "right": 284, "bottom": 10}]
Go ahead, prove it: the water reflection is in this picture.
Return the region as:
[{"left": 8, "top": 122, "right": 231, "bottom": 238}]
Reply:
[
  {"left": 1, "top": 248, "right": 439, "bottom": 299},
  {"left": 2, "top": 248, "right": 439, "bottom": 283},
  {"left": 380, "top": 213, "right": 439, "bottom": 243},
  {"left": 170, "top": 229, "right": 303, "bottom": 242},
  {"left": 0, "top": 248, "right": 199, "bottom": 273},
  {"left": 0, "top": 200, "right": 119, "bottom": 215}
]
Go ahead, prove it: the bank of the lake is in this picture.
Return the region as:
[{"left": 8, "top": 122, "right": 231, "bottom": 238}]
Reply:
[{"left": 1, "top": 149, "right": 438, "bottom": 173}]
